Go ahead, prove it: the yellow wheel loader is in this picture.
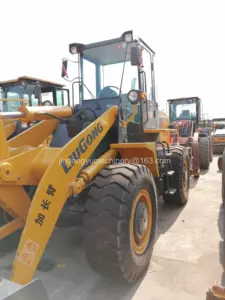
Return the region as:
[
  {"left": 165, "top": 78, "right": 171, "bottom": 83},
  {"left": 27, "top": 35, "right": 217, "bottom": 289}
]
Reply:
[{"left": 0, "top": 31, "right": 190, "bottom": 293}]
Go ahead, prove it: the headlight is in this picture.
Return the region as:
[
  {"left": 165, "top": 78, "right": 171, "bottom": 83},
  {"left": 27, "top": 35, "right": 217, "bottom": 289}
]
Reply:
[
  {"left": 127, "top": 90, "right": 139, "bottom": 104},
  {"left": 122, "top": 31, "right": 133, "bottom": 43},
  {"left": 127, "top": 89, "right": 147, "bottom": 104},
  {"left": 70, "top": 46, "right": 77, "bottom": 54},
  {"left": 124, "top": 33, "right": 132, "bottom": 43}
]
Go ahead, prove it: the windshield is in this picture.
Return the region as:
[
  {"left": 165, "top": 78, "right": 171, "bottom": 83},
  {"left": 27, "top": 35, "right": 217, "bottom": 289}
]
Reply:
[
  {"left": 81, "top": 41, "right": 138, "bottom": 100},
  {"left": 0, "top": 85, "right": 29, "bottom": 112},
  {"left": 170, "top": 101, "right": 197, "bottom": 121}
]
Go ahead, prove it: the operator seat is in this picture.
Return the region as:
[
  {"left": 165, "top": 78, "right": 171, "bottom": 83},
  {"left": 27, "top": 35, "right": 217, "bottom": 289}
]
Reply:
[{"left": 98, "top": 87, "right": 118, "bottom": 98}]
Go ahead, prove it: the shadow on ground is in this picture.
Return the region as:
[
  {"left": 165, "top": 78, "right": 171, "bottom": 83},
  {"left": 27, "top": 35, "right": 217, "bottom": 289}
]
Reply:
[
  {"left": 0, "top": 182, "right": 194, "bottom": 300},
  {"left": 200, "top": 169, "right": 209, "bottom": 176},
  {"left": 190, "top": 177, "right": 199, "bottom": 189},
  {"left": 155, "top": 197, "right": 184, "bottom": 240}
]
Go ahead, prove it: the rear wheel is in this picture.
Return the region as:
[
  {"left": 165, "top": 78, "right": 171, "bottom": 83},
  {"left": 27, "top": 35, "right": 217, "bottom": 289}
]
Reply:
[
  {"left": 163, "top": 146, "right": 190, "bottom": 206},
  {"left": 83, "top": 164, "right": 157, "bottom": 284},
  {"left": 199, "top": 137, "right": 210, "bottom": 170}
]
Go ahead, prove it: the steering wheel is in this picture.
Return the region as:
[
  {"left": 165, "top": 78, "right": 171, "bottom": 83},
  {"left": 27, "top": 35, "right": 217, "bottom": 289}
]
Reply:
[
  {"left": 98, "top": 86, "right": 120, "bottom": 98},
  {"left": 42, "top": 100, "right": 53, "bottom": 106}
]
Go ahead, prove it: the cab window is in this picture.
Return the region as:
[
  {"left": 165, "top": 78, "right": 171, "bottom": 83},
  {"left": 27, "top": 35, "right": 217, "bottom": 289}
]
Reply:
[{"left": 56, "top": 90, "right": 63, "bottom": 105}]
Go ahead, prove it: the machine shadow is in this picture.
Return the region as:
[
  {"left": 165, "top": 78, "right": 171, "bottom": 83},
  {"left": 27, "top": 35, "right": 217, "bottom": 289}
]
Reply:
[
  {"left": 40, "top": 227, "right": 146, "bottom": 300},
  {"left": 200, "top": 169, "right": 209, "bottom": 176},
  {"left": 155, "top": 196, "right": 184, "bottom": 241},
  {"left": 39, "top": 196, "right": 185, "bottom": 300},
  {"left": 190, "top": 177, "right": 199, "bottom": 189}
]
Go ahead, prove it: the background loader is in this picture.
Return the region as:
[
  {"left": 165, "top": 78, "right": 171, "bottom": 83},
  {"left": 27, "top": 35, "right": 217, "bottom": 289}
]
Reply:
[
  {"left": 197, "top": 117, "right": 213, "bottom": 162},
  {"left": 212, "top": 118, "right": 225, "bottom": 155},
  {"left": 167, "top": 97, "right": 212, "bottom": 177},
  {"left": 0, "top": 76, "right": 71, "bottom": 254},
  {"left": 0, "top": 76, "right": 70, "bottom": 140},
  {"left": 0, "top": 30, "right": 190, "bottom": 292}
]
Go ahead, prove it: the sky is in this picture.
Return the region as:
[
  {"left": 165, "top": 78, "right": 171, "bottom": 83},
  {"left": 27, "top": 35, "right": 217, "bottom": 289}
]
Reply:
[{"left": 0, "top": 0, "right": 225, "bottom": 117}]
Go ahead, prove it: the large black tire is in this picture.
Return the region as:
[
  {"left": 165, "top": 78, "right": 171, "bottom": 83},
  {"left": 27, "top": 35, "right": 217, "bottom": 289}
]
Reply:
[
  {"left": 83, "top": 164, "right": 158, "bottom": 284},
  {"left": 199, "top": 137, "right": 210, "bottom": 170},
  {"left": 209, "top": 136, "right": 213, "bottom": 162},
  {"left": 222, "top": 150, "right": 225, "bottom": 203},
  {"left": 163, "top": 146, "right": 190, "bottom": 206}
]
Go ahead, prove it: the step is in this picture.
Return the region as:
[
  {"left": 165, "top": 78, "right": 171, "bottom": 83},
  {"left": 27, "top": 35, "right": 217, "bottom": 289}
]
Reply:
[
  {"left": 164, "top": 188, "right": 176, "bottom": 195},
  {"left": 165, "top": 152, "right": 172, "bottom": 157},
  {"left": 167, "top": 170, "right": 175, "bottom": 176}
]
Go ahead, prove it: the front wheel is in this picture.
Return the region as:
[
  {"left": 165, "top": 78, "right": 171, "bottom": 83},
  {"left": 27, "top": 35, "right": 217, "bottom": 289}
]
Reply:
[{"left": 83, "top": 164, "right": 158, "bottom": 284}]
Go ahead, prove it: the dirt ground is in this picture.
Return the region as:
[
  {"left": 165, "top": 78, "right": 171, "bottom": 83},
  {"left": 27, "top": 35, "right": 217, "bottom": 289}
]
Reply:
[{"left": 0, "top": 156, "right": 224, "bottom": 300}]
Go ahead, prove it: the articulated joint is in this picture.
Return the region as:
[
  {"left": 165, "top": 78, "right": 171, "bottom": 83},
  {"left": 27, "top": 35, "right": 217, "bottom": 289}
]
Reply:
[{"left": 0, "top": 162, "right": 15, "bottom": 181}]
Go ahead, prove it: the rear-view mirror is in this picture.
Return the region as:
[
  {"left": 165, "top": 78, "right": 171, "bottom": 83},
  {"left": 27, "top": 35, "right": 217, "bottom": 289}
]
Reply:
[
  {"left": 34, "top": 84, "right": 41, "bottom": 100},
  {"left": 61, "top": 59, "right": 68, "bottom": 78},
  {"left": 131, "top": 47, "right": 141, "bottom": 66}
]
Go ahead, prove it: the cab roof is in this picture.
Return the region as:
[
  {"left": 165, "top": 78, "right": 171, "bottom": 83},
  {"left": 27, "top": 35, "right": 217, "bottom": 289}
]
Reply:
[
  {"left": 167, "top": 97, "right": 201, "bottom": 102},
  {"left": 0, "top": 76, "right": 65, "bottom": 87}
]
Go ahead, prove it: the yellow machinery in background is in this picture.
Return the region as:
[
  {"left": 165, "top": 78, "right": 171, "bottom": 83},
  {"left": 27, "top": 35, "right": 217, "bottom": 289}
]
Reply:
[
  {"left": 0, "top": 31, "right": 190, "bottom": 294},
  {"left": 0, "top": 76, "right": 71, "bottom": 145},
  {"left": 159, "top": 110, "right": 173, "bottom": 143},
  {"left": 212, "top": 118, "right": 225, "bottom": 154},
  {"left": 1, "top": 98, "right": 28, "bottom": 139}
]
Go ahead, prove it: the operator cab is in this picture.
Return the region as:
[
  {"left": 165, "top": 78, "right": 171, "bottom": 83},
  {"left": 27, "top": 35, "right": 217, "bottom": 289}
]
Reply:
[
  {"left": 0, "top": 76, "right": 70, "bottom": 112},
  {"left": 167, "top": 97, "right": 201, "bottom": 138},
  {"left": 0, "top": 76, "right": 70, "bottom": 138},
  {"left": 167, "top": 97, "right": 201, "bottom": 124},
  {"left": 61, "top": 30, "right": 160, "bottom": 148}
]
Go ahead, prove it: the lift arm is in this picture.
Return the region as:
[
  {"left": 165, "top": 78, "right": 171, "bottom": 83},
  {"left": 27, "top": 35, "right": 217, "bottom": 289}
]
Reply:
[{"left": 6, "top": 105, "right": 118, "bottom": 285}]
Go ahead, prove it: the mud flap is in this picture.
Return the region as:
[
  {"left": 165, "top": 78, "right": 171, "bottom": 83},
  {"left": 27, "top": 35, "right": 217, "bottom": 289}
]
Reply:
[{"left": 0, "top": 278, "right": 49, "bottom": 300}]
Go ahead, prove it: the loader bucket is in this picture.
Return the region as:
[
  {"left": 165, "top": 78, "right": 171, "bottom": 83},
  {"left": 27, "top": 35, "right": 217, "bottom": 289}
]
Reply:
[{"left": 0, "top": 278, "right": 49, "bottom": 300}]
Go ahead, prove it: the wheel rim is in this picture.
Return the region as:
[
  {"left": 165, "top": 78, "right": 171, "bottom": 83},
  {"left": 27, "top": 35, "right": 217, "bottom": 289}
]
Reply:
[
  {"left": 183, "top": 160, "right": 188, "bottom": 193},
  {"left": 130, "top": 189, "right": 152, "bottom": 255}
]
